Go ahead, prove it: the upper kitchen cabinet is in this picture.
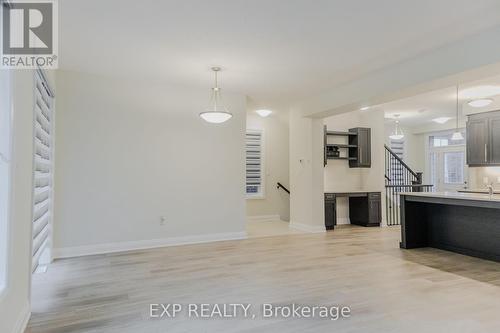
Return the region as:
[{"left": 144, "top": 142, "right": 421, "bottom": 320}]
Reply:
[
  {"left": 467, "top": 116, "right": 489, "bottom": 166},
  {"left": 489, "top": 114, "right": 500, "bottom": 164},
  {"left": 466, "top": 110, "right": 500, "bottom": 166}
]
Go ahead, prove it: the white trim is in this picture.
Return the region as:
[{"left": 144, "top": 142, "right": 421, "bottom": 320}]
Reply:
[
  {"left": 52, "top": 232, "right": 248, "bottom": 259},
  {"left": 289, "top": 222, "right": 326, "bottom": 233},
  {"left": 12, "top": 301, "right": 31, "bottom": 333},
  {"left": 0, "top": 67, "right": 13, "bottom": 298},
  {"left": 246, "top": 193, "right": 265, "bottom": 200},
  {"left": 336, "top": 217, "right": 351, "bottom": 225},
  {"left": 247, "top": 214, "right": 281, "bottom": 223}
]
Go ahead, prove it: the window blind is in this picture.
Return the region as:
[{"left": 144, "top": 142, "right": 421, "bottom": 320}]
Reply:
[
  {"left": 32, "top": 70, "right": 54, "bottom": 272},
  {"left": 390, "top": 139, "right": 405, "bottom": 185},
  {"left": 246, "top": 131, "right": 263, "bottom": 196}
]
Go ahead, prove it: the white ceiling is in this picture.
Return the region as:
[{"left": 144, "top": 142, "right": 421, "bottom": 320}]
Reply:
[
  {"left": 379, "top": 74, "right": 500, "bottom": 127},
  {"left": 59, "top": 0, "right": 500, "bottom": 108}
]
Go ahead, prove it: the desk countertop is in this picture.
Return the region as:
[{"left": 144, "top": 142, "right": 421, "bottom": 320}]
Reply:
[{"left": 324, "top": 190, "right": 381, "bottom": 194}]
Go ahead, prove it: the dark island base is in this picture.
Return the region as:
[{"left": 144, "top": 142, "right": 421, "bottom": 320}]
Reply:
[{"left": 400, "top": 196, "right": 500, "bottom": 263}]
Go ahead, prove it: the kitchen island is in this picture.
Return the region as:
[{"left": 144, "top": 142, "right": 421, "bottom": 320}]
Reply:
[{"left": 400, "top": 192, "right": 500, "bottom": 262}]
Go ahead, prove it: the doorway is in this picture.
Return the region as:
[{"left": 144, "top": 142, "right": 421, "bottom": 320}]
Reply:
[{"left": 428, "top": 130, "right": 467, "bottom": 191}]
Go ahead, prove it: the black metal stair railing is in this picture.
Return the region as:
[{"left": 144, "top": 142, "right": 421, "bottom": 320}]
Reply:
[
  {"left": 277, "top": 182, "right": 290, "bottom": 194},
  {"left": 384, "top": 145, "right": 433, "bottom": 226}
]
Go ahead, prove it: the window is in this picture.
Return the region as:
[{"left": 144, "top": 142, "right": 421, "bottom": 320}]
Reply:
[
  {"left": 428, "top": 130, "right": 467, "bottom": 191},
  {"left": 429, "top": 130, "right": 465, "bottom": 147},
  {"left": 0, "top": 69, "right": 12, "bottom": 292},
  {"left": 443, "top": 151, "right": 465, "bottom": 184},
  {"left": 246, "top": 130, "right": 264, "bottom": 198}
]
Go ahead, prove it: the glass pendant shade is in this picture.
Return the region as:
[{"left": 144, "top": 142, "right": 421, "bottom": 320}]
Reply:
[
  {"left": 389, "top": 120, "right": 404, "bottom": 140},
  {"left": 451, "top": 131, "right": 464, "bottom": 141},
  {"left": 200, "top": 68, "right": 232, "bottom": 124},
  {"left": 199, "top": 112, "right": 232, "bottom": 123}
]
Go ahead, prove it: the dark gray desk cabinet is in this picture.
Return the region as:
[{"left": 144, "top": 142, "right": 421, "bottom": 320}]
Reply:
[
  {"left": 324, "top": 192, "right": 381, "bottom": 229},
  {"left": 467, "top": 110, "right": 500, "bottom": 166}
]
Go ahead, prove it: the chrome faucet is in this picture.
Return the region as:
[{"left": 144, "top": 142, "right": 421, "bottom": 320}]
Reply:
[{"left": 486, "top": 183, "right": 494, "bottom": 199}]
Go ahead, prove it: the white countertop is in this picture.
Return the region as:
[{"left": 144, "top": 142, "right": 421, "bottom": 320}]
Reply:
[
  {"left": 458, "top": 189, "right": 500, "bottom": 194},
  {"left": 400, "top": 191, "right": 500, "bottom": 202}
]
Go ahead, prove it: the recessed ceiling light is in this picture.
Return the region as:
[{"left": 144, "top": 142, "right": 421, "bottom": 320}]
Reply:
[
  {"left": 360, "top": 106, "right": 370, "bottom": 111},
  {"left": 467, "top": 98, "right": 493, "bottom": 108},
  {"left": 432, "top": 117, "right": 452, "bottom": 124},
  {"left": 460, "top": 85, "right": 500, "bottom": 99},
  {"left": 255, "top": 109, "right": 272, "bottom": 117}
]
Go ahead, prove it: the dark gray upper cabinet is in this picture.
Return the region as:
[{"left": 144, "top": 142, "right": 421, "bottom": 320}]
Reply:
[
  {"left": 489, "top": 115, "right": 500, "bottom": 164},
  {"left": 349, "top": 127, "right": 371, "bottom": 168},
  {"left": 467, "top": 117, "right": 489, "bottom": 166},
  {"left": 467, "top": 110, "right": 500, "bottom": 166}
]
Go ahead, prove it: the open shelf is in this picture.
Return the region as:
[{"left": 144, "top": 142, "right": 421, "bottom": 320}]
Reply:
[
  {"left": 324, "top": 125, "right": 370, "bottom": 167},
  {"left": 326, "top": 144, "right": 357, "bottom": 148},
  {"left": 326, "top": 131, "right": 358, "bottom": 136}
]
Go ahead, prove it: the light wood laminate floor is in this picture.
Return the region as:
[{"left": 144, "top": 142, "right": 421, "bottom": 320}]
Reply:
[
  {"left": 27, "top": 226, "right": 500, "bottom": 333},
  {"left": 246, "top": 220, "right": 304, "bottom": 238}
]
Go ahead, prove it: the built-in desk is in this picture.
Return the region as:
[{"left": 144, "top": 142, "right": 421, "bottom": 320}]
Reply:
[{"left": 324, "top": 191, "right": 381, "bottom": 230}]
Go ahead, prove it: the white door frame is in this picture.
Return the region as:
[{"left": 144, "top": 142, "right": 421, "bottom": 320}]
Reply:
[{"left": 429, "top": 144, "right": 467, "bottom": 191}]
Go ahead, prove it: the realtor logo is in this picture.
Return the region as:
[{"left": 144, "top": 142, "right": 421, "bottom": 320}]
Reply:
[{"left": 1, "top": 0, "right": 58, "bottom": 68}]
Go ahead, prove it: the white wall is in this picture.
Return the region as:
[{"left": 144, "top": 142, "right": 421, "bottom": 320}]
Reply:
[
  {"left": 469, "top": 167, "right": 500, "bottom": 189},
  {"left": 0, "top": 70, "right": 55, "bottom": 333},
  {"left": 246, "top": 108, "right": 290, "bottom": 221},
  {"left": 289, "top": 109, "right": 325, "bottom": 232},
  {"left": 53, "top": 70, "right": 247, "bottom": 255}
]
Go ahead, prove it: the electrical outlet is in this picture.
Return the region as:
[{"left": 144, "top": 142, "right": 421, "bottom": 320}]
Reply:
[{"left": 160, "top": 216, "right": 167, "bottom": 226}]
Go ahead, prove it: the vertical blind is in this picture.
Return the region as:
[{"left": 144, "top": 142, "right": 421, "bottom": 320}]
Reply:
[
  {"left": 32, "top": 70, "right": 54, "bottom": 272},
  {"left": 246, "top": 131, "right": 263, "bottom": 196}
]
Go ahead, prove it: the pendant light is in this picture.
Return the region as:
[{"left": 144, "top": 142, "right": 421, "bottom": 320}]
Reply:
[
  {"left": 389, "top": 114, "right": 404, "bottom": 140},
  {"left": 451, "top": 85, "right": 464, "bottom": 141},
  {"left": 200, "top": 67, "right": 232, "bottom": 124}
]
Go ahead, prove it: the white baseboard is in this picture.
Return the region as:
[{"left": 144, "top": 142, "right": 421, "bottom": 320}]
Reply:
[
  {"left": 247, "top": 214, "right": 281, "bottom": 223},
  {"left": 53, "top": 231, "right": 247, "bottom": 259},
  {"left": 13, "top": 301, "right": 30, "bottom": 333},
  {"left": 336, "top": 217, "right": 351, "bottom": 225},
  {"left": 289, "top": 221, "right": 326, "bottom": 233}
]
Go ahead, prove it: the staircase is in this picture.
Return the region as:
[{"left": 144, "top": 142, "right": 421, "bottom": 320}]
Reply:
[{"left": 384, "top": 145, "right": 433, "bottom": 226}]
